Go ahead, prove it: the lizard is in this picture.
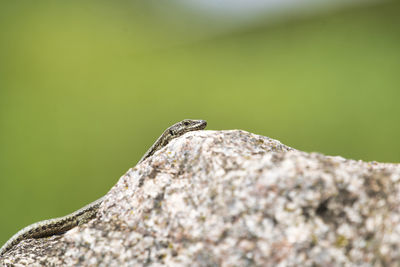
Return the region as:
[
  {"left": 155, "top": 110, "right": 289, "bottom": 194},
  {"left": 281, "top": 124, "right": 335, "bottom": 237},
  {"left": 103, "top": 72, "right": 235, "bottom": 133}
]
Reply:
[{"left": 0, "top": 119, "right": 207, "bottom": 257}]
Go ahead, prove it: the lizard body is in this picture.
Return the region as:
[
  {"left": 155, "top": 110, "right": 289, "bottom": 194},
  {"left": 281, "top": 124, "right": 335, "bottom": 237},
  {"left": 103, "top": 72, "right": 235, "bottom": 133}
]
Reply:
[{"left": 0, "top": 119, "right": 207, "bottom": 257}]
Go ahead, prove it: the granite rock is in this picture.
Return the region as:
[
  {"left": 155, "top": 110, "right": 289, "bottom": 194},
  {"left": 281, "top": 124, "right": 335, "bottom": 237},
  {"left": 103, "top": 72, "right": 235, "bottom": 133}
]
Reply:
[{"left": 1, "top": 130, "right": 400, "bottom": 266}]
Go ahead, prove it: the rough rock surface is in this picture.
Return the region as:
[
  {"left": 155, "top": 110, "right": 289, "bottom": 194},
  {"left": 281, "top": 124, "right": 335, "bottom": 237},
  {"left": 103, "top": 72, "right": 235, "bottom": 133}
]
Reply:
[{"left": 1, "top": 130, "right": 400, "bottom": 266}]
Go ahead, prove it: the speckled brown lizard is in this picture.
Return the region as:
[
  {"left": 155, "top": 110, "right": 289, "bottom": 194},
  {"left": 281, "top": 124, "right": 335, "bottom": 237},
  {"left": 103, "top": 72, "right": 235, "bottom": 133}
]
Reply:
[{"left": 0, "top": 119, "right": 207, "bottom": 257}]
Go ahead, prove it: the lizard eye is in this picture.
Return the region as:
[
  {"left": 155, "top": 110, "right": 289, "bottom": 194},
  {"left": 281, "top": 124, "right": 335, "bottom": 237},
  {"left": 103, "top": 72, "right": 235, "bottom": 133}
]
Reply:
[{"left": 183, "top": 121, "right": 189, "bottom": 126}]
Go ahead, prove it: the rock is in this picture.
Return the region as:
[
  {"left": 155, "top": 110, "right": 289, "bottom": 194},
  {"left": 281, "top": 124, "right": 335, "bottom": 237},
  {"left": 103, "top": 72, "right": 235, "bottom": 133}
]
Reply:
[{"left": 1, "top": 130, "right": 400, "bottom": 266}]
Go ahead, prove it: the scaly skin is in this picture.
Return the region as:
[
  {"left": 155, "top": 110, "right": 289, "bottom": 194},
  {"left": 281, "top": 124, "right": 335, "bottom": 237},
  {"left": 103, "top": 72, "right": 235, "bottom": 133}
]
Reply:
[{"left": 0, "top": 119, "right": 207, "bottom": 257}]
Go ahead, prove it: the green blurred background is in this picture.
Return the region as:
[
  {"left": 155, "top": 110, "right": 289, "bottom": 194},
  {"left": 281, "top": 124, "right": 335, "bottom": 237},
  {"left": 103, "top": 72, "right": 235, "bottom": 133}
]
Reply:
[{"left": 1, "top": 1, "right": 399, "bottom": 245}]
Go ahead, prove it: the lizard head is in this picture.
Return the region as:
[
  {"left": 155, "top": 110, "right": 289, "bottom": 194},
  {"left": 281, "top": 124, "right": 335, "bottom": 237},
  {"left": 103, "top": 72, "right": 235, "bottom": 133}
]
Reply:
[
  {"left": 168, "top": 119, "right": 207, "bottom": 137},
  {"left": 137, "top": 119, "right": 207, "bottom": 164}
]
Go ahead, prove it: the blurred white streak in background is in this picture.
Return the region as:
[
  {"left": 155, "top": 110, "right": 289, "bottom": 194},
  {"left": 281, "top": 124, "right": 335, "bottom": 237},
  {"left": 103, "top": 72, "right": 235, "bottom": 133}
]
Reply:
[
  {"left": 174, "top": 0, "right": 381, "bottom": 18},
  {"left": 148, "top": 0, "right": 383, "bottom": 31}
]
